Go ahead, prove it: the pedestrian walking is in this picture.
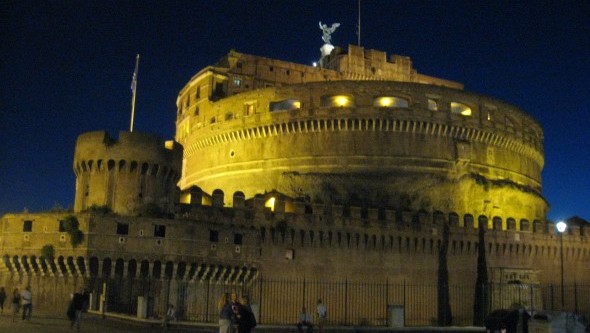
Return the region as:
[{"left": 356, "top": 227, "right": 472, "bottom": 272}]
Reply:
[
  {"left": 68, "top": 288, "right": 86, "bottom": 331},
  {"left": 21, "top": 285, "right": 32, "bottom": 320},
  {"left": 0, "top": 287, "right": 6, "bottom": 314},
  {"left": 10, "top": 288, "right": 20, "bottom": 322}
]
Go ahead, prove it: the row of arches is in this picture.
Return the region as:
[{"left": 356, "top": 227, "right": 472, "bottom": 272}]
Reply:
[{"left": 0, "top": 255, "right": 258, "bottom": 285}]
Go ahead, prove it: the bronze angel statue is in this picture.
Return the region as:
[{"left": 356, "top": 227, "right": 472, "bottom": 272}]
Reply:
[{"left": 319, "top": 21, "right": 340, "bottom": 44}]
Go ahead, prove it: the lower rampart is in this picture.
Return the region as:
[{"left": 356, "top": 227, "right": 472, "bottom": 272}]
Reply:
[{"left": 0, "top": 200, "right": 588, "bottom": 324}]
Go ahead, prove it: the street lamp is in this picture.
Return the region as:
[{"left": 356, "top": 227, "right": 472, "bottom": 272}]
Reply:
[{"left": 556, "top": 221, "right": 567, "bottom": 309}]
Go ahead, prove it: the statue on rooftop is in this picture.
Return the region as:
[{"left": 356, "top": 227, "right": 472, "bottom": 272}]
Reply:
[{"left": 319, "top": 21, "right": 340, "bottom": 45}]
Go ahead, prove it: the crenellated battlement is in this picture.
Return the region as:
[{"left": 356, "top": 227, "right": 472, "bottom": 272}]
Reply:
[{"left": 178, "top": 187, "right": 568, "bottom": 234}]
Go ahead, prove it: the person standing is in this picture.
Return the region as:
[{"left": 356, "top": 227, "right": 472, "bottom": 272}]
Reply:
[
  {"left": 0, "top": 287, "right": 6, "bottom": 314},
  {"left": 162, "top": 303, "right": 176, "bottom": 329},
  {"left": 218, "top": 293, "right": 233, "bottom": 333},
  {"left": 237, "top": 295, "right": 255, "bottom": 333},
  {"left": 230, "top": 292, "right": 242, "bottom": 332},
  {"left": 296, "top": 306, "right": 313, "bottom": 333},
  {"left": 21, "top": 285, "right": 32, "bottom": 320},
  {"left": 316, "top": 298, "right": 327, "bottom": 333},
  {"left": 10, "top": 288, "right": 20, "bottom": 322}
]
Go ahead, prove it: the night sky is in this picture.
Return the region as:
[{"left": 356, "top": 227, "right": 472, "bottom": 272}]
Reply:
[{"left": 1, "top": 1, "right": 589, "bottom": 221}]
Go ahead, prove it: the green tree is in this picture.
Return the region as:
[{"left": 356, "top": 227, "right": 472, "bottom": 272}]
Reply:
[
  {"left": 437, "top": 222, "right": 453, "bottom": 326},
  {"left": 62, "top": 215, "right": 84, "bottom": 247},
  {"left": 473, "top": 217, "right": 489, "bottom": 326},
  {"left": 40, "top": 244, "right": 55, "bottom": 260}
]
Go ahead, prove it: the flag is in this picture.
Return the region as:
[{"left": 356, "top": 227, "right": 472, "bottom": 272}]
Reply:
[{"left": 130, "top": 54, "right": 139, "bottom": 94}]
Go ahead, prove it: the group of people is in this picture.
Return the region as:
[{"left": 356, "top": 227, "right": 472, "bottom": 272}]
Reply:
[
  {"left": 0, "top": 284, "right": 90, "bottom": 330},
  {"left": 0, "top": 286, "right": 33, "bottom": 322},
  {"left": 297, "top": 299, "right": 327, "bottom": 333},
  {"left": 218, "top": 292, "right": 257, "bottom": 333}
]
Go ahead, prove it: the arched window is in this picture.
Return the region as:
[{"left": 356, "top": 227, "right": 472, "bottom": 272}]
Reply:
[
  {"left": 320, "top": 95, "right": 355, "bottom": 108},
  {"left": 373, "top": 96, "right": 409, "bottom": 108},
  {"left": 270, "top": 99, "right": 301, "bottom": 112},
  {"left": 450, "top": 102, "right": 472, "bottom": 116},
  {"left": 428, "top": 99, "right": 438, "bottom": 111}
]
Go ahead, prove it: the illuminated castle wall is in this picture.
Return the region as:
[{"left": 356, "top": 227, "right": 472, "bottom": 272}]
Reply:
[
  {"left": 1, "top": 45, "right": 586, "bottom": 324},
  {"left": 175, "top": 45, "right": 546, "bottom": 224}
]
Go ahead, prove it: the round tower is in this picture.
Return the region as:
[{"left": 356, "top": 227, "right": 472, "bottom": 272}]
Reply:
[
  {"left": 73, "top": 131, "right": 183, "bottom": 216},
  {"left": 175, "top": 52, "right": 548, "bottom": 223}
]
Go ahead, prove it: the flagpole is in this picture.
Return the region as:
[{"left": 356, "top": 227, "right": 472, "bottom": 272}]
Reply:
[
  {"left": 130, "top": 54, "right": 140, "bottom": 132},
  {"left": 357, "top": 0, "right": 361, "bottom": 46}
]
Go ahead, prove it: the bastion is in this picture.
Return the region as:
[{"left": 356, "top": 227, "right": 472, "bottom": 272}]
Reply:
[{"left": 73, "top": 131, "right": 183, "bottom": 216}]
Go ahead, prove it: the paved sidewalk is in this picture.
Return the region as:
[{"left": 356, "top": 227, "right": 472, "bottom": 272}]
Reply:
[
  {"left": 0, "top": 312, "right": 215, "bottom": 333},
  {"left": 0, "top": 311, "right": 486, "bottom": 333}
]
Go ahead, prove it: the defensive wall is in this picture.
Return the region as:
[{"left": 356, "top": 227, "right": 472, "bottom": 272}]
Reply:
[
  {"left": 1, "top": 192, "right": 587, "bottom": 286},
  {"left": 1, "top": 194, "right": 588, "bottom": 324}
]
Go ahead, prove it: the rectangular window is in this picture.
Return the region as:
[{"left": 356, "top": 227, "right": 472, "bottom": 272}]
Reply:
[
  {"left": 59, "top": 220, "right": 67, "bottom": 232},
  {"left": 234, "top": 233, "right": 243, "bottom": 245},
  {"left": 209, "top": 230, "right": 219, "bottom": 242},
  {"left": 154, "top": 225, "right": 166, "bottom": 238},
  {"left": 196, "top": 86, "right": 201, "bottom": 99},
  {"left": 117, "top": 223, "right": 129, "bottom": 235},
  {"left": 244, "top": 103, "right": 255, "bottom": 117},
  {"left": 213, "top": 82, "right": 225, "bottom": 99},
  {"left": 233, "top": 78, "right": 242, "bottom": 87},
  {"left": 23, "top": 220, "right": 33, "bottom": 232}
]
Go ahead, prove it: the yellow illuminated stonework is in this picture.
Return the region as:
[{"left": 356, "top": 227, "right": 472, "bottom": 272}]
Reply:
[
  {"left": 265, "top": 197, "right": 276, "bottom": 212},
  {"left": 175, "top": 45, "right": 546, "bottom": 221}
]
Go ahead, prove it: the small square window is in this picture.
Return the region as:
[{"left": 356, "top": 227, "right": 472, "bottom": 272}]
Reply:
[
  {"left": 234, "top": 233, "right": 243, "bottom": 245},
  {"left": 117, "top": 223, "right": 129, "bottom": 235},
  {"left": 244, "top": 103, "right": 255, "bottom": 117},
  {"left": 209, "top": 230, "right": 219, "bottom": 242},
  {"left": 154, "top": 225, "right": 166, "bottom": 238},
  {"left": 233, "top": 78, "right": 242, "bottom": 87},
  {"left": 23, "top": 220, "right": 33, "bottom": 232}
]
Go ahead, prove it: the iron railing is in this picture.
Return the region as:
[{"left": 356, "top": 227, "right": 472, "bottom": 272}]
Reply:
[{"left": 91, "top": 276, "right": 590, "bottom": 326}]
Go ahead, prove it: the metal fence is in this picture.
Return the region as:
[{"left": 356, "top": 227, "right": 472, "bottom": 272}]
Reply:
[{"left": 93, "top": 276, "right": 590, "bottom": 327}]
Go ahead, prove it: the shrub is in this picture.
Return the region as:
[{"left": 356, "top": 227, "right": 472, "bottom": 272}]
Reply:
[{"left": 40, "top": 244, "right": 55, "bottom": 260}]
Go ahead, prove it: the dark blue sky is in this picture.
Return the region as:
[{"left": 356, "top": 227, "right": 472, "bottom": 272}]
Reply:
[{"left": 1, "top": 1, "right": 589, "bottom": 221}]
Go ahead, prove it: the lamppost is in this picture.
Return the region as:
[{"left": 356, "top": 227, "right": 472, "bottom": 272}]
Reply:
[{"left": 556, "top": 221, "right": 567, "bottom": 309}]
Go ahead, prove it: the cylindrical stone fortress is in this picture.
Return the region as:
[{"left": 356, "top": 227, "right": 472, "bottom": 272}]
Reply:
[{"left": 176, "top": 47, "right": 546, "bottom": 225}]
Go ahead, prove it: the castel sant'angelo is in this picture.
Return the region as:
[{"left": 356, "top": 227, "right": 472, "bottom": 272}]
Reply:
[{"left": 1, "top": 23, "right": 589, "bottom": 325}]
